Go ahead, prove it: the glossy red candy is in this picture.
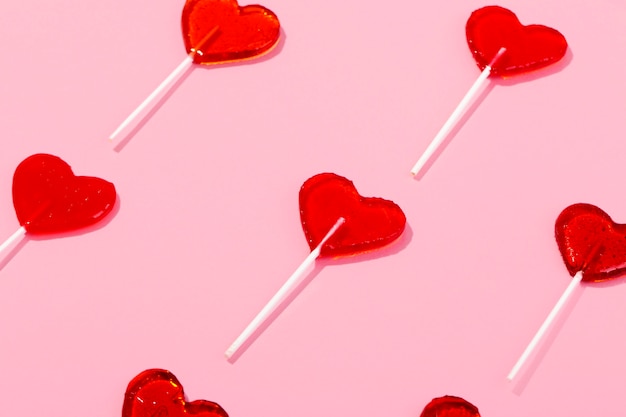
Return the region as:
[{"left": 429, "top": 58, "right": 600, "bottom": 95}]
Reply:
[
  {"left": 420, "top": 396, "right": 480, "bottom": 417},
  {"left": 466, "top": 5, "right": 567, "bottom": 76},
  {"left": 182, "top": 0, "right": 280, "bottom": 64},
  {"left": 122, "top": 369, "right": 228, "bottom": 417},
  {"left": 299, "top": 173, "right": 406, "bottom": 258},
  {"left": 12, "top": 154, "right": 116, "bottom": 235},
  {"left": 555, "top": 203, "right": 626, "bottom": 282}
]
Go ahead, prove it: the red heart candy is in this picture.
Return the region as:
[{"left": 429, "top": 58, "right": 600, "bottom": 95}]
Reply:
[
  {"left": 555, "top": 203, "right": 626, "bottom": 282},
  {"left": 12, "top": 154, "right": 116, "bottom": 235},
  {"left": 466, "top": 5, "right": 567, "bottom": 76},
  {"left": 122, "top": 369, "right": 228, "bottom": 417},
  {"left": 420, "top": 396, "right": 480, "bottom": 417},
  {"left": 299, "top": 173, "right": 406, "bottom": 258},
  {"left": 181, "top": 0, "right": 280, "bottom": 64}
]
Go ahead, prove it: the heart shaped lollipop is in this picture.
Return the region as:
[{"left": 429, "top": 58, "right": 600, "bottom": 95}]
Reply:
[
  {"left": 109, "top": 0, "right": 280, "bottom": 145},
  {"left": 508, "top": 203, "right": 626, "bottom": 381},
  {"left": 466, "top": 5, "right": 567, "bottom": 77},
  {"left": 0, "top": 154, "right": 116, "bottom": 261},
  {"left": 555, "top": 203, "right": 626, "bottom": 282},
  {"left": 420, "top": 396, "right": 480, "bottom": 417},
  {"left": 123, "top": 369, "right": 228, "bottom": 417},
  {"left": 410, "top": 5, "right": 568, "bottom": 177},
  {"left": 300, "top": 173, "right": 406, "bottom": 258},
  {"left": 182, "top": 0, "right": 280, "bottom": 64},
  {"left": 12, "top": 154, "right": 116, "bottom": 235},
  {"left": 226, "top": 173, "right": 406, "bottom": 359}
]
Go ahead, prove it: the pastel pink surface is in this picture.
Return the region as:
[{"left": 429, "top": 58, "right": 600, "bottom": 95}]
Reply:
[{"left": 0, "top": 1, "right": 625, "bottom": 417}]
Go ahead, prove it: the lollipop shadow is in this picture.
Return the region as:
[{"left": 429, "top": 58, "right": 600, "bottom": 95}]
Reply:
[
  {"left": 226, "top": 223, "right": 413, "bottom": 363},
  {"left": 205, "top": 28, "right": 286, "bottom": 70},
  {"left": 493, "top": 48, "right": 573, "bottom": 87},
  {"left": 328, "top": 223, "right": 413, "bottom": 266},
  {"left": 29, "top": 194, "right": 121, "bottom": 241},
  {"left": 583, "top": 275, "right": 626, "bottom": 289}
]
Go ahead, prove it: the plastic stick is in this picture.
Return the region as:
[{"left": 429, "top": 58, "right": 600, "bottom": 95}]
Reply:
[
  {"left": 0, "top": 226, "right": 26, "bottom": 256},
  {"left": 225, "top": 217, "right": 345, "bottom": 359},
  {"left": 410, "top": 47, "right": 506, "bottom": 176},
  {"left": 109, "top": 26, "right": 220, "bottom": 144}
]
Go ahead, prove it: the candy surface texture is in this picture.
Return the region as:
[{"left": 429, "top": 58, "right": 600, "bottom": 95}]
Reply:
[
  {"left": 555, "top": 203, "right": 626, "bottom": 282},
  {"left": 182, "top": 0, "right": 280, "bottom": 64},
  {"left": 122, "top": 369, "right": 228, "bottom": 417},
  {"left": 12, "top": 154, "right": 116, "bottom": 235},
  {"left": 466, "top": 5, "right": 567, "bottom": 76},
  {"left": 299, "top": 173, "right": 406, "bottom": 258},
  {"left": 420, "top": 395, "right": 480, "bottom": 417}
]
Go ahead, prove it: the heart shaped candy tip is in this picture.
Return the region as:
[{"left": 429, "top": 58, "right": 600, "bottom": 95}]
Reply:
[
  {"left": 420, "top": 396, "right": 480, "bottom": 417},
  {"left": 299, "top": 173, "right": 406, "bottom": 258},
  {"left": 123, "top": 369, "right": 228, "bottom": 417},
  {"left": 182, "top": 0, "right": 280, "bottom": 64},
  {"left": 12, "top": 154, "right": 116, "bottom": 235},
  {"left": 466, "top": 5, "right": 567, "bottom": 77},
  {"left": 555, "top": 203, "right": 626, "bottom": 282}
]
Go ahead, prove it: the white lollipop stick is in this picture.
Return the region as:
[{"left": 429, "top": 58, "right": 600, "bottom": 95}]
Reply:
[
  {"left": 108, "top": 57, "right": 193, "bottom": 142},
  {"left": 0, "top": 226, "right": 26, "bottom": 256},
  {"left": 225, "top": 217, "right": 346, "bottom": 359},
  {"left": 0, "top": 202, "right": 53, "bottom": 258},
  {"left": 109, "top": 26, "right": 220, "bottom": 144},
  {"left": 507, "top": 270, "right": 583, "bottom": 381},
  {"left": 410, "top": 47, "right": 506, "bottom": 177}
]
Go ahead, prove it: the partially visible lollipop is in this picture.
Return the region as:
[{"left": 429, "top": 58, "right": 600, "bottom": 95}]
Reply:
[
  {"left": 123, "top": 369, "right": 228, "bottom": 417},
  {"left": 410, "top": 5, "right": 567, "bottom": 177},
  {"left": 109, "top": 0, "right": 280, "bottom": 147},
  {"left": 225, "top": 173, "right": 406, "bottom": 359},
  {"left": 420, "top": 395, "right": 481, "bottom": 417},
  {"left": 508, "top": 203, "right": 626, "bottom": 380},
  {"left": 0, "top": 154, "right": 116, "bottom": 259}
]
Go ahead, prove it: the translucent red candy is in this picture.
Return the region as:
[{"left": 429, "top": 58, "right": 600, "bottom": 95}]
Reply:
[
  {"left": 12, "top": 154, "right": 116, "bottom": 235},
  {"left": 555, "top": 203, "right": 626, "bottom": 282},
  {"left": 123, "top": 369, "right": 228, "bottom": 417},
  {"left": 420, "top": 396, "right": 481, "bottom": 417},
  {"left": 299, "top": 173, "right": 406, "bottom": 258},
  {"left": 466, "top": 5, "right": 567, "bottom": 76},
  {"left": 181, "top": 0, "right": 280, "bottom": 64}
]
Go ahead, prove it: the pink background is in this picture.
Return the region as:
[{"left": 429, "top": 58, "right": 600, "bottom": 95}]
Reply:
[{"left": 1, "top": 0, "right": 625, "bottom": 415}]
